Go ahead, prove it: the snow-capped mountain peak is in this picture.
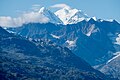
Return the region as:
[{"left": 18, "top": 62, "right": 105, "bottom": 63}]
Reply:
[
  {"left": 92, "top": 17, "right": 97, "bottom": 21},
  {"left": 39, "top": 7, "right": 45, "bottom": 13},
  {"left": 55, "top": 6, "right": 89, "bottom": 25},
  {"left": 38, "top": 7, "right": 63, "bottom": 24}
]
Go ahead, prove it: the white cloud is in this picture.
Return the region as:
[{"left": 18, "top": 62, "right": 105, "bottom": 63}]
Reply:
[
  {"left": 50, "top": 4, "right": 70, "bottom": 9},
  {"left": 31, "top": 4, "right": 41, "bottom": 11},
  {"left": 21, "top": 12, "right": 49, "bottom": 23},
  {"left": 0, "top": 16, "right": 15, "bottom": 27},
  {"left": 0, "top": 12, "right": 49, "bottom": 27},
  {"left": 32, "top": 4, "right": 41, "bottom": 7}
]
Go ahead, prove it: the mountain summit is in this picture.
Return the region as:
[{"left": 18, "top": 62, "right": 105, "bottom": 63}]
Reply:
[
  {"left": 38, "top": 7, "right": 63, "bottom": 24},
  {"left": 55, "top": 6, "right": 89, "bottom": 25}
]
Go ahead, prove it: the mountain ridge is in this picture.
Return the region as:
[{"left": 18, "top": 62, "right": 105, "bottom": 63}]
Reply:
[
  {"left": 0, "top": 26, "right": 115, "bottom": 80},
  {"left": 7, "top": 20, "right": 120, "bottom": 66}
]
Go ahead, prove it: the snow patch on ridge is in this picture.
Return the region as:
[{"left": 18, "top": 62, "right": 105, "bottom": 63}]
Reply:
[
  {"left": 66, "top": 40, "right": 76, "bottom": 47},
  {"left": 107, "top": 52, "right": 120, "bottom": 64},
  {"left": 65, "top": 38, "right": 77, "bottom": 48},
  {"left": 114, "top": 34, "right": 120, "bottom": 45},
  {"left": 51, "top": 34, "right": 61, "bottom": 39},
  {"left": 86, "top": 25, "right": 95, "bottom": 36},
  {"left": 106, "top": 19, "right": 114, "bottom": 22},
  {"left": 83, "top": 24, "right": 99, "bottom": 37}
]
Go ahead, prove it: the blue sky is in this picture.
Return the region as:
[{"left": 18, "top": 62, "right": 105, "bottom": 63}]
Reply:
[{"left": 0, "top": 0, "right": 120, "bottom": 22}]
